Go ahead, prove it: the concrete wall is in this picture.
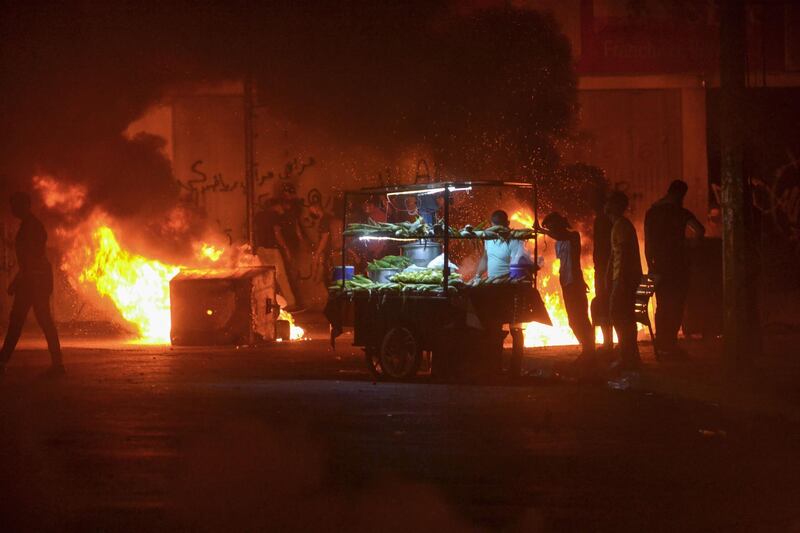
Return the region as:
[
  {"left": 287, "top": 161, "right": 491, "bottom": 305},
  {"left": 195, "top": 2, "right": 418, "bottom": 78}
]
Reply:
[
  {"left": 167, "top": 89, "right": 431, "bottom": 309},
  {"left": 172, "top": 95, "right": 247, "bottom": 243}
]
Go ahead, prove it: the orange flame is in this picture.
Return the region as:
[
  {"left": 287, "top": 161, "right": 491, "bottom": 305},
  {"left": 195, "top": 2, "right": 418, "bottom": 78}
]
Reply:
[
  {"left": 64, "top": 217, "right": 304, "bottom": 343},
  {"left": 78, "top": 225, "right": 180, "bottom": 343},
  {"left": 509, "top": 209, "right": 627, "bottom": 348},
  {"left": 196, "top": 242, "right": 224, "bottom": 262},
  {"left": 278, "top": 309, "right": 306, "bottom": 341},
  {"left": 510, "top": 210, "right": 535, "bottom": 228},
  {"left": 520, "top": 258, "right": 619, "bottom": 347}
]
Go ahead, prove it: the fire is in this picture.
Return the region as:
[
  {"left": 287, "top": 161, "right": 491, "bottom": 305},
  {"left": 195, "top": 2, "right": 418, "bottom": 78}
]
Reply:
[
  {"left": 78, "top": 225, "right": 180, "bottom": 343},
  {"left": 521, "top": 259, "right": 614, "bottom": 347},
  {"left": 31, "top": 174, "right": 307, "bottom": 344},
  {"left": 197, "top": 242, "right": 224, "bottom": 262},
  {"left": 65, "top": 220, "right": 306, "bottom": 343},
  {"left": 278, "top": 309, "right": 306, "bottom": 341},
  {"left": 509, "top": 209, "right": 624, "bottom": 348},
  {"left": 510, "top": 210, "right": 535, "bottom": 228}
]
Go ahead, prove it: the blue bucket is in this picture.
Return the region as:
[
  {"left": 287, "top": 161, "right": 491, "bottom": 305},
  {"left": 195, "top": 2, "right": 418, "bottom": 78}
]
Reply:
[
  {"left": 331, "top": 265, "right": 355, "bottom": 281},
  {"left": 509, "top": 264, "right": 533, "bottom": 280}
]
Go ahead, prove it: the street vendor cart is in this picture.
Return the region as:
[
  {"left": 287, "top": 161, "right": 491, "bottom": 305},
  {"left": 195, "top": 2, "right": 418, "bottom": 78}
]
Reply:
[{"left": 325, "top": 181, "right": 552, "bottom": 381}]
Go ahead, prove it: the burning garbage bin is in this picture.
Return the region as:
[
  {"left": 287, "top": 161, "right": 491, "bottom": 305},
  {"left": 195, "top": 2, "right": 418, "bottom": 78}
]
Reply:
[{"left": 169, "top": 266, "right": 277, "bottom": 346}]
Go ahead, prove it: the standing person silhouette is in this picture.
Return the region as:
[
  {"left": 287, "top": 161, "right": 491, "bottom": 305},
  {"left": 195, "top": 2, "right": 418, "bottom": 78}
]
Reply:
[
  {"left": 539, "top": 212, "right": 595, "bottom": 365},
  {"left": 0, "top": 192, "right": 64, "bottom": 376},
  {"left": 644, "top": 180, "right": 705, "bottom": 357},
  {"left": 605, "top": 191, "right": 642, "bottom": 372},
  {"left": 591, "top": 188, "right": 614, "bottom": 355}
]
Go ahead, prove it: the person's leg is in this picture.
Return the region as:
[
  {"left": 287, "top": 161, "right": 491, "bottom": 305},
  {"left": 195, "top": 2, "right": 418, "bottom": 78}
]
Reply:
[
  {"left": 622, "top": 284, "right": 641, "bottom": 366},
  {"left": 617, "top": 318, "right": 639, "bottom": 365},
  {"left": 600, "top": 324, "right": 614, "bottom": 350},
  {"left": 31, "top": 293, "right": 63, "bottom": 367},
  {"left": 0, "top": 292, "right": 33, "bottom": 365},
  {"left": 591, "top": 292, "right": 614, "bottom": 352},
  {"left": 655, "top": 275, "right": 687, "bottom": 352},
  {"left": 654, "top": 276, "right": 674, "bottom": 351},
  {"left": 670, "top": 275, "right": 690, "bottom": 347},
  {"left": 257, "top": 247, "right": 296, "bottom": 308},
  {"left": 564, "top": 285, "right": 595, "bottom": 356},
  {"left": 611, "top": 283, "right": 640, "bottom": 368}
]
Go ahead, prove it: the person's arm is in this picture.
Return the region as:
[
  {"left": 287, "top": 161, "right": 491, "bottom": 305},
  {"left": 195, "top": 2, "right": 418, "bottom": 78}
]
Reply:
[
  {"left": 533, "top": 219, "right": 552, "bottom": 239},
  {"left": 473, "top": 252, "right": 488, "bottom": 282},
  {"left": 687, "top": 213, "right": 706, "bottom": 239}
]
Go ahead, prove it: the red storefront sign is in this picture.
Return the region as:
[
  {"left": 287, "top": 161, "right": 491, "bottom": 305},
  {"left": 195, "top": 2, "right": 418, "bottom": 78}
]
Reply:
[{"left": 576, "top": 0, "right": 787, "bottom": 76}]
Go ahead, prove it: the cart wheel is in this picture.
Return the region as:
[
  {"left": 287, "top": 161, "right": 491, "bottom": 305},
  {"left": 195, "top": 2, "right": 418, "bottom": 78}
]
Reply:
[
  {"left": 379, "top": 327, "right": 420, "bottom": 380},
  {"left": 364, "top": 346, "right": 382, "bottom": 378}
]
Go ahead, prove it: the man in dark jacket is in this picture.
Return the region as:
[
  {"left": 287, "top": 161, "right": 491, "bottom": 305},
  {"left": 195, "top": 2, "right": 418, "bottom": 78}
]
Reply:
[
  {"left": 644, "top": 180, "right": 705, "bottom": 357},
  {"left": 1, "top": 192, "right": 64, "bottom": 376},
  {"left": 605, "top": 191, "right": 643, "bottom": 371}
]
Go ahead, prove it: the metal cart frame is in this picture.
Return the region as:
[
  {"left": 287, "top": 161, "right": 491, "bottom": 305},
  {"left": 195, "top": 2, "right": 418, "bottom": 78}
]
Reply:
[{"left": 334, "top": 180, "right": 545, "bottom": 380}]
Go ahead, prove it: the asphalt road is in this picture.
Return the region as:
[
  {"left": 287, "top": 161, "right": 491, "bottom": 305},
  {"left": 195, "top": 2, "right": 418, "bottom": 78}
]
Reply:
[{"left": 1, "top": 336, "right": 799, "bottom": 532}]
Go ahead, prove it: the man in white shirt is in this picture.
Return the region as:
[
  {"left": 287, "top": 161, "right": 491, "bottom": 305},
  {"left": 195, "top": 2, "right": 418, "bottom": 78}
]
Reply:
[
  {"left": 473, "top": 210, "right": 532, "bottom": 377},
  {"left": 478, "top": 235, "right": 528, "bottom": 279}
]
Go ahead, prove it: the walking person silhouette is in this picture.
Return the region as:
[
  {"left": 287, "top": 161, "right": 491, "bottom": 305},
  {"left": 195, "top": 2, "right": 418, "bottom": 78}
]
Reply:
[{"left": 1, "top": 192, "right": 64, "bottom": 376}]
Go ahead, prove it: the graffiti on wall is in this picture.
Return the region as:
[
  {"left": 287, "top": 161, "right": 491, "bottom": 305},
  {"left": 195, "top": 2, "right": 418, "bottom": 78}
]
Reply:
[
  {"left": 710, "top": 150, "right": 800, "bottom": 255},
  {"left": 253, "top": 156, "right": 339, "bottom": 236},
  {"left": 751, "top": 151, "right": 800, "bottom": 253},
  {"left": 257, "top": 156, "right": 316, "bottom": 187},
  {"left": 179, "top": 154, "right": 329, "bottom": 214},
  {"left": 179, "top": 160, "right": 243, "bottom": 207}
]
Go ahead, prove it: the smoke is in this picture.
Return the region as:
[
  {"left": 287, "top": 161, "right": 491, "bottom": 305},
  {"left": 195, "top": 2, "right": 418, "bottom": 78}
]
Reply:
[
  {"left": 1, "top": 0, "right": 576, "bottom": 257},
  {"left": 255, "top": 3, "right": 577, "bottom": 177}
]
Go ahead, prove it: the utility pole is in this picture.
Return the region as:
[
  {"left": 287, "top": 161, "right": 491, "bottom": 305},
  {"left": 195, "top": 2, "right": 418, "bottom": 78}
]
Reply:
[
  {"left": 243, "top": 72, "right": 256, "bottom": 252},
  {"left": 719, "top": 1, "right": 749, "bottom": 366}
]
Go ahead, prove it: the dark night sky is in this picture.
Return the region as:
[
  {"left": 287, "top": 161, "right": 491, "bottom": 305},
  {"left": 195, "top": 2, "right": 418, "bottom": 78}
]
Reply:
[{"left": 1, "top": 0, "right": 576, "bottom": 250}]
